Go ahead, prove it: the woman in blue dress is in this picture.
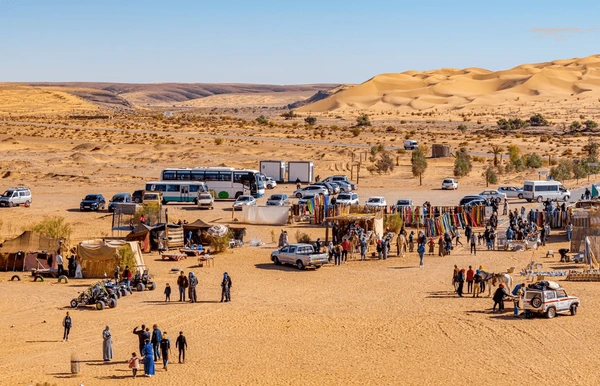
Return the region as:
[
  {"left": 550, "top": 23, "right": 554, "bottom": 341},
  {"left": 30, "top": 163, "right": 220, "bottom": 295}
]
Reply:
[{"left": 141, "top": 339, "right": 155, "bottom": 377}]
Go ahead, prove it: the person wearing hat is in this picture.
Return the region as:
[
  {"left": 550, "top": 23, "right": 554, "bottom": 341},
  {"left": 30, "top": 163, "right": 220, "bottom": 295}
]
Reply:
[
  {"left": 188, "top": 272, "right": 198, "bottom": 303},
  {"left": 160, "top": 332, "right": 171, "bottom": 370},
  {"left": 102, "top": 325, "right": 113, "bottom": 362},
  {"left": 221, "top": 272, "right": 232, "bottom": 302},
  {"left": 493, "top": 283, "right": 510, "bottom": 313}
]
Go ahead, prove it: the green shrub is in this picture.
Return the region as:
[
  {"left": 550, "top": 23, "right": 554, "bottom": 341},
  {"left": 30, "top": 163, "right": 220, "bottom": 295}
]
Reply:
[
  {"left": 453, "top": 147, "right": 472, "bottom": 177},
  {"left": 214, "top": 138, "right": 224, "bottom": 145},
  {"left": 305, "top": 116, "right": 317, "bottom": 126},
  {"left": 295, "top": 230, "right": 311, "bottom": 244},
  {"left": 356, "top": 114, "right": 371, "bottom": 127},
  {"left": 351, "top": 127, "right": 361, "bottom": 137},
  {"left": 118, "top": 245, "right": 136, "bottom": 270},
  {"left": 255, "top": 115, "right": 268, "bottom": 125},
  {"left": 207, "top": 231, "right": 232, "bottom": 253},
  {"left": 384, "top": 213, "right": 403, "bottom": 233},
  {"left": 529, "top": 113, "right": 549, "bottom": 126},
  {"left": 30, "top": 216, "right": 72, "bottom": 247}
]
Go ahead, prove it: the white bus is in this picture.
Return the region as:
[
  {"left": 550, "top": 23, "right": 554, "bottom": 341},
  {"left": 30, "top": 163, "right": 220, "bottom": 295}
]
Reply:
[
  {"left": 144, "top": 181, "right": 207, "bottom": 204},
  {"left": 161, "top": 167, "right": 265, "bottom": 199},
  {"left": 523, "top": 180, "right": 570, "bottom": 203}
]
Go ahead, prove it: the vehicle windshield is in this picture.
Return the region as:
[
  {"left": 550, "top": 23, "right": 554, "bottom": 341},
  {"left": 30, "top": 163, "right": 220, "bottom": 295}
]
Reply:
[
  {"left": 237, "top": 196, "right": 250, "bottom": 202},
  {"left": 444, "top": 179, "right": 453, "bottom": 183},
  {"left": 112, "top": 195, "right": 126, "bottom": 202},
  {"left": 338, "top": 193, "right": 351, "bottom": 200},
  {"left": 198, "top": 193, "right": 212, "bottom": 199},
  {"left": 269, "top": 195, "right": 283, "bottom": 200},
  {"left": 396, "top": 200, "right": 410, "bottom": 205},
  {"left": 2, "top": 190, "right": 14, "bottom": 197},
  {"left": 368, "top": 198, "right": 381, "bottom": 203},
  {"left": 302, "top": 195, "right": 315, "bottom": 199},
  {"left": 84, "top": 195, "right": 99, "bottom": 200},
  {"left": 254, "top": 173, "right": 264, "bottom": 190}
]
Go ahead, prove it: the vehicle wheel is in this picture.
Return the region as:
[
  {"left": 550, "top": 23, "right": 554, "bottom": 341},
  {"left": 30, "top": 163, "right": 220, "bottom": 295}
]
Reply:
[
  {"left": 537, "top": 196, "right": 543, "bottom": 203},
  {"left": 148, "top": 282, "right": 156, "bottom": 291},
  {"left": 108, "top": 298, "right": 117, "bottom": 308},
  {"left": 8, "top": 202, "right": 13, "bottom": 208},
  {"left": 70, "top": 299, "right": 78, "bottom": 308},
  {"left": 234, "top": 192, "right": 243, "bottom": 199},
  {"left": 120, "top": 289, "right": 127, "bottom": 297},
  {"left": 296, "top": 193, "right": 303, "bottom": 198},
  {"left": 113, "top": 292, "right": 120, "bottom": 299},
  {"left": 25, "top": 200, "right": 31, "bottom": 205},
  {"left": 315, "top": 265, "right": 322, "bottom": 269},
  {"left": 137, "top": 283, "right": 145, "bottom": 291},
  {"left": 564, "top": 195, "right": 570, "bottom": 202},
  {"left": 518, "top": 193, "right": 523, "bottom": 199},
  {"left": 193, "top": 198, "right": 198, "bottom": 205},
  {"left": 526, "top": 199, "right": 532, "bottom": 203},
  {"left": 296, "top": 260, "right": 305, "bottom": 270},
  {"left": 133, "top": 197, "right": 141, "bottom": 203},
  {"left": 33, "top": 275, "right": 44, "bottom": 282},
  {"left": 570, "top": 304, "right": 578, "bottom": 316},
  {"left": 101, "top": 203, "right": 105, "bottom": 210},
  {"left": 273, "top": 257, "right": 281, "bottom": 265},
  {"left": 96, "top": 301, "right": 106, "bottom": 310},
  {"left": 546, "top": 307, "right": 556, "bottom": 319},
  {"left": 162, "top": 199, "right": 167, "bottom": 205},
  {"left": 10, "top": 275, "right": 21, "bottom": 281},
  {"left": 57, "top": 275, "right": 69, "bottom": 283},
  {"left": 531, "top": 296, "right": 542, "bottom": 308}
]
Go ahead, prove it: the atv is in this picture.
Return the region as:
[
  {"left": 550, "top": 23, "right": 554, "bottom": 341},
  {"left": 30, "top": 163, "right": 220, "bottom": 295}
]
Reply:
[
  {"left": 131, "top": 269, "right": 156, "bottom": 291},
  {"left": 70, "top": 281, "right": 117, "bottom": 310}
]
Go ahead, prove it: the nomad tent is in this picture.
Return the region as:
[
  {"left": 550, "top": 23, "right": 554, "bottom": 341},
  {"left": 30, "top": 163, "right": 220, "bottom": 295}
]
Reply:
[
  {"left": 77, "top": 240, "right": 145, "bottom": 278},
  {"left": 126, "top": 223, "right": 185, "bottom": 251},
  {"left": 324, "top": 213, "right": 384, "bottom": 243},
  {"left": 0, "top": 231, "right": 62, "bottom": 271}
]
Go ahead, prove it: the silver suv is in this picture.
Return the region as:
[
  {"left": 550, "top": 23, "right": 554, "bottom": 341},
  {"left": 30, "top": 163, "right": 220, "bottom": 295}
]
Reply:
[
  {"left": 0, "top": 187, "right": 32, "bottom": 207},
  {"left": 523, "top": 281, "right": 580, "bottom": 319}
]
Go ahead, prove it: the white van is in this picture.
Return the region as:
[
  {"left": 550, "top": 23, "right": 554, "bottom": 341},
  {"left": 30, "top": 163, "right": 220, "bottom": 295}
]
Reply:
[
  {"left": 0, "top": 187, "right": 32, "bottom": 207},
  {"left": 523, "top": 181, "right": 570, "bottom": 203},
  {"left": 404, "top": 140, "right": 418, "bottom": 150}
]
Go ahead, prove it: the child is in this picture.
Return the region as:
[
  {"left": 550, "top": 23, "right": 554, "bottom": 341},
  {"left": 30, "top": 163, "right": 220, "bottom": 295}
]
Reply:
[
  {"left": 428, "top": 237, "right": 435, "bottom": 256},
  {"left": 164, "top": 283, "right": 171, "bottom": 302},
  {"left": 129, "top": 352, "right": 141, "bottom": 378}
]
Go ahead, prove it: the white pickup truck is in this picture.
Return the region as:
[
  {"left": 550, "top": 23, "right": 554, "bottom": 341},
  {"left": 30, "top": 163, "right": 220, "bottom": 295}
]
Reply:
[{"left": 271, "top": 243, "right": 328, "bottom": 270}]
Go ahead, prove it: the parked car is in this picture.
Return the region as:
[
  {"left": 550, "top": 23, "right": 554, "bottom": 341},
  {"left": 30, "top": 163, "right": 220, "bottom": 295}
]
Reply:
[
  {"left": 265, "top": 177, "right": 277, "bottom": 189},
  {"left": 271, "top": 243, "right": 328, "bottom": 270},
  {"left": 197, "top": 192, "right": 214, "bottom": 209},
  {"left": 132, "top": 189, "right": 144, "bottom": 203},
  {"left": 332, "top": 181, "right": 352, "bottom": 193},
  {"left": 108, "top": 192, "right": 132, "bottom": 212},
  {"left": 524, "top": 281, "right": 580, "bottom": 319},
  {"left": 391, "top": 199, "right": 414, "bottom": 212},
  {"left": 498, "top": 186, "right": 524, "bottom": 199},
  {"left": 312, "top": 181, "right": 337, "bottom": 195},
  {"left": 266, "top": 194, "right": 290, "bottom": 206},
  {"left": 142, "top": 191, "right": 162, "bottom": 206},
  {"left": 298, "top": 194, "right": 316, "bottom": 206},
  {"left": 404, "top": 139, "right": 418, "bottom": 150},
  {"left": 365, "top": 196, "right": 387, "bottom": 210},
  {"left": 293, "top": 185, "right": 328, "bottom": 198},
  {"left": 441, "top": 178, "right": 458, "bottom": 190},
  {"left": 0, "top": 187, "right": 32, "bottom": 207},
  {"left": 459, "top": 195, "right": 486, "bottom": 207},
  {"left": 336, "top": 192, "right": 359, "bottom": 205},
  {"left": 233, "top": 195, "right": 256, "bottom": 210},
  {"left": 80, "top": 194, "right": 106, "bottom": 211},
  {"left": 478, "top": 190, "right": 507, "bottom": 203},
  {"left": 323, "top": 175, "right": 357, "bottom": 190}
]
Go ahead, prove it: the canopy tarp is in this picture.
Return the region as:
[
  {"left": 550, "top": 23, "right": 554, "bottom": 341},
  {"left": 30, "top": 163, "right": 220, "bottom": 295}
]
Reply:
[
  {"left": 0, "top": 231, "right": 61, "bottom": 254},
  {"left": 77, "top": 239, "right": 123, "bottom": 278},
  {"left": 241, "top": 205, "right": 289, "bottom": 225},
  {"left": 325, "top": 213, "right": 384, "bottom": 240}
]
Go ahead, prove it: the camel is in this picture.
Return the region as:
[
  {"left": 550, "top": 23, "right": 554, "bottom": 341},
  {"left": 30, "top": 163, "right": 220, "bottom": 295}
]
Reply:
[{"left": 479, "top": 270, "right": 513, "bottom": 296}]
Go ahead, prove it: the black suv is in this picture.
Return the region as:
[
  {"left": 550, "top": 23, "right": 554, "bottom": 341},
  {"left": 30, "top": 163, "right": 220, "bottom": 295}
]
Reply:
[
  {"left": 132, "top": 190, "right": 144, "bottom": 203},
  {"left": 80, "top": 194, "right": 106, "bottom": 211}
]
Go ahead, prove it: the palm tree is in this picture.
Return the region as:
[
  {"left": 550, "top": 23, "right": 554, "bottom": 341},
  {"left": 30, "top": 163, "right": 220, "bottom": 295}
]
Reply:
[{"left": 490, "top": 145, "right": 503, "bottom": 167}]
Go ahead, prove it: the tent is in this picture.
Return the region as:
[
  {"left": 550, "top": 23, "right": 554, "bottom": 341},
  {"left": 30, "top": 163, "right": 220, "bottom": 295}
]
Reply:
[
  {"left": 126, "top": 223, "right": 185, "bottom": 250},
  {"left": 241, "top": 205, "right": 289, "bottom": 225},
  {"left": 183, "top": 220, "right": 247, "bottom": 245},
  {"left": 324, "top": 213, "right": 384, "bottom": 243},
  {"left": 77, "top": 239, "right": 146, "bottom": 278},
  {"left": 0, "top": 231, "right": 62, "bottom": 272}
]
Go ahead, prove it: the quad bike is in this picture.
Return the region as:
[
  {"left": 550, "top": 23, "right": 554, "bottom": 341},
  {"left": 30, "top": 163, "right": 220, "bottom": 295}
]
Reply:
[
  {"left": 70, "top": 281, "right": 117, "bottom": 310},
  {"left": 131, "top": 269, "right": 156, "bottom": 291},
  {"left": 104, "top": 279, "right": 132, "bottom": 298}
]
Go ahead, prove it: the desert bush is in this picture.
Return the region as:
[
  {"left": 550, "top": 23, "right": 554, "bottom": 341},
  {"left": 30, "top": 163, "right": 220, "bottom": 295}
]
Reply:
[
  {"left": 457, "top": 124, "right": 467, "bottom": 133},
  {"left": 214, "top": 138, "right": 224, "bottom": 145},
  {"left": 295, "top": 230, "right": 311, "bottom": 244},
  {"left": 305, "top": 116, "right": 317, "bottom": 126},
  {"left": 374, "top": 151, "right": 395, "bottom": 174},
  {"left": 529, "top": 113, "right": 549, "bottom": 126},
  {"left": 384, "top": 213, "right": 403, "bottom": 233},
  {"left": 550, "top": 160, "right": 572, "bottom": 182},
  {"left": 484, "top": 167, "right": 498, "bottom": 186},
  {"left": 118, "top": 245, "right": 136, "bottom": 270},
  {"left": 356, "top": 114, "right": 371, "bottom": 127},
  {"left": 453, "top": 147, "right": 472, "bottom": 177},
  {"left": 31, "top": 216, "right": 72, "bottom": 244},
  {"left": 524, "top": 153, "right": 543, "bottom": 168},
  {"left": 351, "top": 127, "right": 361, "bottom": 137},
  {"left": 584, "top": 120, "right": 599, "bottom": 130},
  {"left": 569, "top": 121, "right": 582, "bottom": 131},
  {"left": 255, "top": 115, "right": 268, "bottom": 125},
  {"left": 207, "top": 231, "right": 232, "bottom": 253}
]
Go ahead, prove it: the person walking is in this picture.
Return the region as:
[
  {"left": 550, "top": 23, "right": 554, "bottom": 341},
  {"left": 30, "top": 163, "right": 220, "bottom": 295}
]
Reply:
[
  {"left": 151, "top": 324, "right": 162, "bottom": 362},
  {"left": 452, "top": 265, "right": 459, "bottom": 291},
  {"left": 129, "top": 352, "right": 141, "bottom": 378},
  {"left": 188, "top": 272, "right": 198, "bottom": 303},
  {"left": 417, "top": 243, "right": 425, "bottom": 267},
  {"left": 160, "top": 332, "right": 171, "bottom": 370},
  {"left": 408, "top": 231, "right": 415, "bottom": 252},
  {"left": 177, "top": 271, "right": 188, "bottom": 302},
  {"left": 456, "top": 268, "right": 465, "bottom": 297},
  {"left": 376, "top": 239, "right": 383, "bottom": 260},
  {"left": 176, "top": 331, "right": 187, "bottom": 364},
  {"left": 62, "top": 311, "right": 72, "bottom": 342},
  {"left": 473, "top": 270, "right": 482, "bottom": 298},
  {"left": 164, "top": 283, "right": 171, "bottom": 302},
  {"left": 334, "top": 244, "right": 342, "bottom": 266},
  {"left": 133, "top": 325, "right": 150, "bottom": 356},
  {"left": 102, "top": 325, "right": 113, "bottom": 362},
  {"left": 428, "top": 237, "right": 435, "bottom": 256},
  {"left": 540, "top": 225, "right": 546, "bottom": 247},
  {"left": 341, "top": 238, "right": 350, "bottom": 262},
  {"left": 566, "top": 222, "right": 573, "bottom": 241},
  {"left": 141, "top": 339, "right": 155, "bottom": 377},
  {"left": 56, "top": 253, "right": 64, "bottom": 276},
  {"left": 466, "top": 266, "right": 474, "bottom": 293},
  {"left": 470, "top": 233, "right": 477, "bottom": 256},
  {"left": 360, "top": 236, "right": 367, "bottom": 261},
  {"left": 220, "top": 272, "right": 232, "bottom": 302},
  {"left": 438, "top": 236, "right": 446, "bottom": 257},
  {"left": 455, "top": 227, "right": 463, "bottom": 246},
  {"left": 503, "top": 199, "right": 509, "bottom": 215}
]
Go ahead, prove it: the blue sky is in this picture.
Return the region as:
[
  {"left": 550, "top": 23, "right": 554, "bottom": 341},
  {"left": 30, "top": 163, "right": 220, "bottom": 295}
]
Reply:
[{"left": 0, "top": 0, "right": 598, "bottom": 84}]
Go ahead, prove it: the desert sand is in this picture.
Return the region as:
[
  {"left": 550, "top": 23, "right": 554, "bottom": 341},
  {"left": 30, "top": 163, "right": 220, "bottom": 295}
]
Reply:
[{"left": 0, "top": 54, "right": 599, "bottom": 385}]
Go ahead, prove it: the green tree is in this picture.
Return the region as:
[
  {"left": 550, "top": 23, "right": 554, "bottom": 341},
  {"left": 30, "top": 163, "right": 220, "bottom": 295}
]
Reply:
[
  {"left": 529, "top": 113, "right": 549, "bottom": 127},
  {"left": 374, "top": 152, "right": 395, "bottom": 174},
  {"left": 572, "top": 160, "right": 588, "bottom": 183},
  {"left": 457, "top": 124, "right": 467, "bottom": 133},
  {"left": 569, "top": 121, "right": 582, "bottom": 131},
  {"left": 453, "top": 147, "right": 472, "bottom": 177},
  {"left": 524, "top": 153, "right": 542, "bottom": 168},
  {"left": 484, "top": 167, "right": 498, "bottom": 187},
  {"left": 304, "top": 116, "right": 317, "bottom": 126},
  {"left": 255, "top": 115, "right": 268, "bottom": 125},
  {"left": 411, "top": 147, "right": 428, "bottom": 185},
  {"left": 584, "top": 120, "right": 599, "bottom": 130},
  {"left": 356, "top": 114, "right": 371, "bottom": 127},
  {"left": 550, "top": 160, "right": 572, "bottom": 182},
  {"left": 281, "top": 110, "right": 297, "bottom": 119},
  {"left": 490, "top": 145, "right": 503, "bottom": 167},
  {"left": 508, "top": 145, "right": 520, "bottom": 164}
]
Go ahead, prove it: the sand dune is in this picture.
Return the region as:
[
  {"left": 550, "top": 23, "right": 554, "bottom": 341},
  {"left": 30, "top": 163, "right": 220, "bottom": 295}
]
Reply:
[
  {"left": 297, "top": 54, "right": 600, "bottom": 113},
  {"left": 0, "top": 85, "right": 97, "bottom": 115}
]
